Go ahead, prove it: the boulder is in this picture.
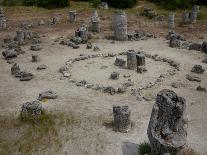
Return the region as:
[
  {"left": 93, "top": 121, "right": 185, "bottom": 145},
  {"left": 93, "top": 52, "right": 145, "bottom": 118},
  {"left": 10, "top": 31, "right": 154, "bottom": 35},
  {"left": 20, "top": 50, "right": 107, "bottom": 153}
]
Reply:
[
  {"left": 201, "top": 42, "right": 207, "bottom": 53},
  {"left": 110, "top": 72, "right": 119, "bottom": 80},
  {"left": 191, "top": 65, "right": 205, "bottom": 74},
  {"left": 21, "top": 100, "right": 44, "bottom": 120},
  {"left": 2, "top": 49, "right": 17, "bottom": 59},
  {"left": 169, "top": 37, "right": 181, "bottom": 48},
  {"left": 186, "top": 74, "right": 201, "bottom": 82},
  {"left": 189, "top": 43, "right": 201, "bottom": 51},
  {"left": 114, "top": 58, "right": 126, "bottom": 67},
  {"left": 147, "top": 89, "right": 187, "bottom": 155},
  {"left": 38, "top": 90, "right": 58, "bottom": 101}
]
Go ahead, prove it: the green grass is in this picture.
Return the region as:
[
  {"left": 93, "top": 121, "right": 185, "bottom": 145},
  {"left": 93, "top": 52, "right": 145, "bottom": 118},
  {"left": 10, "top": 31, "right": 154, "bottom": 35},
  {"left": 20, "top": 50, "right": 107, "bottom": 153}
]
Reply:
[{"left": 138, "top": 141, "right": 151, "bottom": 155}]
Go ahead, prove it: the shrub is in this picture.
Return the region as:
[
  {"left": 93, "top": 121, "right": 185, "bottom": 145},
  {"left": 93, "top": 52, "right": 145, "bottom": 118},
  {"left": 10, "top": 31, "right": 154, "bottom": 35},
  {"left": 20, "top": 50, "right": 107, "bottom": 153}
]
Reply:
[
  {"left": 23, "top": 0, "right": 70, "bottom": 8},
  {"left": 104, "top": 0, "right": 137, "bottom": 9},
  {"left": 138, "top": 141, "right": 151, "bottom": 155},
  {"left": 90, "top": 0, "right": 101, "bottom": 7}
]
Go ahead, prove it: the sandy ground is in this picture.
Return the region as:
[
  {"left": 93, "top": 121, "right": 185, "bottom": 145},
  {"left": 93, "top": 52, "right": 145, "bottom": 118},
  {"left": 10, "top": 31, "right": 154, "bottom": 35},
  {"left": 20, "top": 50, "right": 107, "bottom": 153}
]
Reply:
[{"left": 0, "top": 32, "right": 207, "bottom": 154}]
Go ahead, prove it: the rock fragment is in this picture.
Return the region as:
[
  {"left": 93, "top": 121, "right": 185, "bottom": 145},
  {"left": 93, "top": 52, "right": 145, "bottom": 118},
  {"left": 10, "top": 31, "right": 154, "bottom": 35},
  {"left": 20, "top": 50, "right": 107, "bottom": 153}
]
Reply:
[{"left": 38, "top": 90, "right": 58, "bottom": 101}]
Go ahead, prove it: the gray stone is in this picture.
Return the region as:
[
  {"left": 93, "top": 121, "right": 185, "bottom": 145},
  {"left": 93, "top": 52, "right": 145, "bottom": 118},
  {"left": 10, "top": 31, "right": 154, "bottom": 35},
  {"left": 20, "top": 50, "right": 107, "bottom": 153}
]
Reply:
[
  {"left": 31, "top": 44, "right": 41, "bottom": 51},
  {"left": 202, "top": 58, "right": 207, "bottom": 64},
  {"left": 2, "top": 49, "right": 17, "bottom": 59},
  {"left": 127, "top": 50, "right": 137, "bottom": 70},
  {"left": 201, "top": 42, "right": 207, "bottom": 53},
  {"left": 16, "top": 72, "right": 33, "bottom": 81},
  {"left": 59, "top": 65, "right": 69, "bottom": 74},
  {"left": 11, "top": 63, "right": 20, "bottom": 75},
  {"left": 136, "top": 53, "right": 145, "bottom": 66},
  {"left": 32, "top": 54, "right": 40, "bottom": 62},
  {"left": 137, "top": 66, "right": 147, "bottom": 73},
  {"left": 117, "top": 87, "right": 127, "bottom": 94},
  {"left": 90, "top": 10, "right": 100, "bottom": 33},
  {"left": 112, "top": 11, "right": 128, "bottom": 41},
  {"left": 75, "top": 24, "right": 89, "bottom": 42},
  {"left": 76, "top": 80, "right": 87, "bottom": 87},
  {"left": 186, "top": 74, "right": 201, "bottom": 82},
  {"left": 86, "top": 42, "right": 92, "bottom": 49},
  {"left": 0, "top": 8, "right": 6, "bottom": 29},
  {"left": 113, "top": 105, "right": 131, "bottom": 132},
  {"left": 68, "top": 41, "right": 79, "bottom": 49},
  {"left": 196, "top": 86, "right": 206, "bottom": 92},
  {"left": 182, "top": 12, "right": 190, "bottom": 24},
  {"left": 147, "top": 89, "right": 187, "bottom": 155},
  {"left": 168, "top": 13, "right": 175, "bottom": 30},
  {"left": 110, "top": 72, "right": 120, "bottom": 80},
  {"left": 191, "top": 65, "right": 205, "bottom": 74},
  {"left": 99, "top": 2, "right": 108, "bottom": 9},
  {"left": 170, "top": 37, "right": 181, "bottom": 48},
  {"left": 93, "top": 46, "right": 100, "bottom": 52},
  {"left": 21, "top": 100, "right": 44, "bottom": 120},
  {"left": 123, "top": 80, "right": 134, "bottom": 88},
  {"left": 103, "top": 86, "right": 116, "bottom": 95},
  {"left": 189, "top": 43, "right": 201, "bottom": 51},
  {"left": 114, "top": 58, "right": 126, "bottom": 67},
  {"left": 37, "top": 64, "right": 47, "bottom": 70},
  {"left": 38, "top": 20, "right": 45, "bottom": 26},
  {"left": 38, "top": 90, "right": 57, "bottom": 101},
  {"left": 190, "top": 5, "right": 200, "bottom": 24},
  {"left": 69, "top": 10, "right": 77, "bottom": 23}
]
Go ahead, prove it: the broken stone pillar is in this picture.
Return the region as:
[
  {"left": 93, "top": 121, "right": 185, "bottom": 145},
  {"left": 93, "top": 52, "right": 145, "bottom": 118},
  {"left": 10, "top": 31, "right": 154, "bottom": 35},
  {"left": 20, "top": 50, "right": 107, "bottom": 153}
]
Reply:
[
  {"left": 190, "top": 5, "right": 200, "bottom": 24},
  {"left": 182, "top": 12, "right": 190, "bottom": 24},
  {"left": 136, "top": 53, "right": 145, "bottom": 66},
  {"left": 69, "top": 10, "right": 77, "bottom": 23},
  {"left": 112, "top": 11, "right": 128, "bottom": 41},
  {"left": 113, "top": 105, "right": 131, "bottom": 132},
  {"left": 0, "top": 7, "right": 6, "bottom": 29},
  {"left": 127, "top": 50, "right": 137, "bottom": 70},
  {"left": 75, "top": 25, "right": 89, "bottom": 42},
  {"left": 147, "top": 89, "right": 187, "bottom": 155},
  {"left": 91, "top": 10, "right": 100, "bottom": 33},
  {"left": 168, "top": 13, "right": 175, "bottom": 30}
]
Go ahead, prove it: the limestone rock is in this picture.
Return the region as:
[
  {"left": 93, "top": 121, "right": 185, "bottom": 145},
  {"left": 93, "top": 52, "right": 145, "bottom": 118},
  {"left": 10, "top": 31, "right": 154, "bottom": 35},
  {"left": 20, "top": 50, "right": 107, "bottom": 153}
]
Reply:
[
  {"left": 186, "top": 74, "right": 201, "bottom": 82},
  {"left": 32, "top": 54, "right": 40, "bottom": 62},
  {"left": 201, "top": 42, "right": 207, "bottom": 53},
  {"left": 137, "top": 66, "right": 147, "bottom": 73},
  {"left": 37, "top": 64, "right": 47, "bottom": 70},
  {"left": 11, "top": 63, "right": 20, "bottom": 75},
  {"left": 21, "top": 100, "right": 44, "bottom": 120},
  {"left": 170, "top": 37, "right": 181, "bottom": 48},
  {"left": 38, "top": 90, "right": 57, "bottom": 101},
  {"left": 196, "top": 86, "right": 206, "bottom": 92},
  {"left": 189, "top": 43, "right": 201, "bottom": 51},
  {"left": 99, "top": 2, "right": 108, "bottom": 9},
  {"left": 31, "top": 44, "right": 41, "bottom": 51},
  {"left": 114, "top": 58, "right": 126, "bottom": 67},
  {"left": 147, "top": 89, "right": 187, "bottom": 155},
  {"left": 110, "top": 72, "right": 119, "bottom": 80},
  {"left": 86, "top": 42, "right": 92, "bottom": 49},
  {"left": 103, "top": 86, "right": 116, "bottom": 95},
  {"left": 191, "top": 65, "right": 205, "bottom": 74},
  {"left": 113, "top": 105, "right": 131, "bottom": 132},
  {"left": 2, "top": 49, "right": 17, "bottom": 59}
]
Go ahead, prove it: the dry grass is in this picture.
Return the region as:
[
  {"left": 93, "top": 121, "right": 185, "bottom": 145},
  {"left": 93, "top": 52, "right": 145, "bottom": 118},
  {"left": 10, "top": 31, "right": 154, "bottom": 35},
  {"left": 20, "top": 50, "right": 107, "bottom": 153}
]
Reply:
[{"left": 0, "top": 111, "right": 79, "bottom": 155}]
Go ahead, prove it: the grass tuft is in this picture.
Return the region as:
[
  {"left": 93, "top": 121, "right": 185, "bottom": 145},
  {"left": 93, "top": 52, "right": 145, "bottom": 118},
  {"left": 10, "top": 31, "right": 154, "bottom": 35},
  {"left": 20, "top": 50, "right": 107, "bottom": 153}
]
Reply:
[{"left": 138, "top": 141, "right": 151, "bottom": 155}]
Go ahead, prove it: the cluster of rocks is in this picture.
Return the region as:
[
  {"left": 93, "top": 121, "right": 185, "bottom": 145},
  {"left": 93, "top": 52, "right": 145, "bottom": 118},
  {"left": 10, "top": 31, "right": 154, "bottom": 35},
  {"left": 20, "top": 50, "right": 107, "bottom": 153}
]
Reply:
[
  {"left": 11, "top": 63, "right": 33, "bottom": 81},
  {"left": 0, "top": 7, "right": 6, "bottom": 29},
  {"left": 147, "top": 89, "right": 188, "bottom": 155},
  {"left": 21, "top": 90, "right": 57, "bottom": 120}
]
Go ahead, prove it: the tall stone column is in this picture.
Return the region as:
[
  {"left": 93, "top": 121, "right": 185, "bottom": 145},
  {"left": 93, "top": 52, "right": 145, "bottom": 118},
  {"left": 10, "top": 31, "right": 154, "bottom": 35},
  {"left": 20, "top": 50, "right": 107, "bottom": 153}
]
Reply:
[
  {"left": 182, "top": 12, "right": 190, "bottom": 24},
  {"left": 112, "top": 11, "right": 128, "bottom": 41},
  {"left": 69, "top": 10, "right": 77, "bottom": 23},
  {"left": 127, "top": 50, "right": 137, "bottom": 70},
  {"left": 168, "top": 13, "right": 175, "bottom": 30},
  {"left": 91, "top": 10, "right": 100, "bottom": 33},
  {"left": 190, "top": 5, "right": 200, "bottom": 24},
  {"left": 0, "top": 7, "right": 6, "bottom": 29}
]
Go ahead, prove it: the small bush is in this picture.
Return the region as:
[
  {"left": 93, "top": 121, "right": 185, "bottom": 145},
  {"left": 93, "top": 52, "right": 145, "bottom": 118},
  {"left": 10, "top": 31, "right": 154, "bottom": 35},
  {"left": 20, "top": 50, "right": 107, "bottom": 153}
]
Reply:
[
  {"left": 23, "top": 0, "right": 70, "bottom": 8},
  {"left": 104, "top": 0, "right": 137, "bottom": 9},
  {"left": 138, "top": 141, "right": 151, "bottom": 155},
  {"left": 90, "top": 0, "right": 101, "bottom": 7}
]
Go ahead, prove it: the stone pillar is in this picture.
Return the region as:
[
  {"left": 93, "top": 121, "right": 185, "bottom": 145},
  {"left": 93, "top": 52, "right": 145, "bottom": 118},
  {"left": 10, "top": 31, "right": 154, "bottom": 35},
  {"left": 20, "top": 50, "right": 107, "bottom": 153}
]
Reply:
[
  {"left": 32, "top": 54, "right": 40, "bottom": 62},
  {"left": 15, "top": 30, "right": 25, "bottom": 43},
  {"left": 136, "top": 53, "right": 145, "bottom": 66},
  {"left": 190, "top": 5, "right": 200, "bottom": 24},
  {"left": 127, "top": 50, "right": 137, "bottom": 70},
  {"left": 182, "top": 12, "right": 190, "bottom": 24},
  {"left": 113, "top": 105, "right": 131, "bottom": 132},
  {"left": 168, "top": 13, "right": 175, "bottom": 30},
  {"left": 0, "top": 7, "right": 6, "bottom": 29},
  {"left": 75, "top": 25, "right": 89, "bottom": 42},
  {"left": 112, "top": 11, "right": 128, "bottom": 41},
  {"left": 147, "top": 89, "right": 187, "bottom": 155},
  {"left": 91, "top": 10, "right": 100, "bottom": 33},
  {"left": 69, "top": 10, "right": 77, "bottom": 23}
]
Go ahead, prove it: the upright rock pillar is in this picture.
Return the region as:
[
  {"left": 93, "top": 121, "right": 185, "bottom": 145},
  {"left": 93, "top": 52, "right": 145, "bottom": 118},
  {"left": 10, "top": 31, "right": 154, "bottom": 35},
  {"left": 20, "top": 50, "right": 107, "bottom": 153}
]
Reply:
[
  {"left": 127, "top": 50, "right": 137, "bottom": 70},
  {"left": 182, "top": 12, "right": 190, "bottom": 24},
  {"left": 91, "top": 10, "right": 100, "bottom": 33},
  {"left": 168, "top": 13, "right": 175, "bottom": 31},
  {"left": 113, "top": 105, "right": 131, "bottom": 132},
  {"left": 0, "top": 7, "right": 6, "bottom": 29},
  {"left": 69, "top": 10, "right": 77, "bottom": 23},
  {"left": 190, "top": 5, "right": 200, "bottom": 24},
  {"left": 112, "top": 11, "right": 128, "bottom": 41},
  {"left": 147, "top": 89, "right": 187, "bottom": 155}
]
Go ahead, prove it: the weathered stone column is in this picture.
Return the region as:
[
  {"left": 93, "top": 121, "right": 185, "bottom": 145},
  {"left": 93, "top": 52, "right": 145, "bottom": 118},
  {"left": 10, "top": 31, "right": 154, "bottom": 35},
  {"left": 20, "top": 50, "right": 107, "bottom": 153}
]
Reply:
[
  {"left": 91, "top": 10, "right": 100, "bottom": 33},
  {"left": 113, "top": 105, "right": 131, "bottom": 132},
  {"left": 127, "top": 50, "right": 137, "bottom": 70},
  {"left": 190, "top": 5, "right": 200, "bottom": 24},
  {"left": 182, "top": 12, "right": 190, "bottom": 24},
  {"left": 15, "top": 30, "right": 25, "bottom": 43},
  {"left": 136, "top": 53, "right": 145, "bottom": 66},
  {"left": 147, "top": 89, "right": 187, "bottom": 155},
  {"left": 168, "top": 13, "right": 175, "bottom": 30},
  {"left": 0, "top": 7, "right": 6, "bottom": 29},
  {"left": 75, "top": 25, "right": 89, "bottom": 42},
  {"left": 112, "top": 11, "right": 128, "bottom": 41},
  {"left": 69, "top": 10, "right": 77, "bottom": 23}
]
